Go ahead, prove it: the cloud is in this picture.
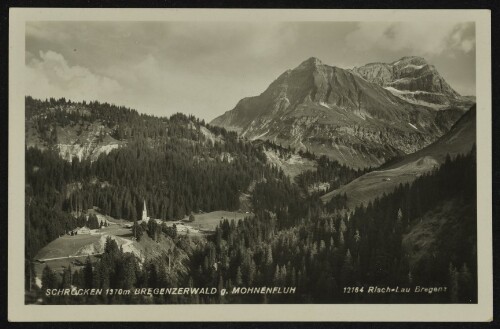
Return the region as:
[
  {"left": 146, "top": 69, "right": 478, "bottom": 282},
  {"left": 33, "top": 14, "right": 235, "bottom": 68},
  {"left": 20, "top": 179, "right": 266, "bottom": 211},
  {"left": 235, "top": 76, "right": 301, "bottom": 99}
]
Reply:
[
  {"left": 24, "top": 21, "right": 475, "bottom": 119},
  {"left": 24, "top": 49, "right": 237, "bottom": 120},
  {"left": 345, "top": 22, "right": 475, "bottom": 56},
  {"left": 26, "top": 50, "right": 122, "bottom": 102}
]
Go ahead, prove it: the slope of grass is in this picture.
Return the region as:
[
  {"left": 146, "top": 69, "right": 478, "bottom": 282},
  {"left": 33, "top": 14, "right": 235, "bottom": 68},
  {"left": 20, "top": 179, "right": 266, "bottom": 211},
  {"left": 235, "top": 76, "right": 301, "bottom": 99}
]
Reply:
[
  {"left": 321, "top": 156, "right": 437, "bottom": 208},
  {"left": 181, "top": 210, "right": 252, "bottom": 232},
  {"left": 321, "top": 107, "right": 475, "bottom": 209}
]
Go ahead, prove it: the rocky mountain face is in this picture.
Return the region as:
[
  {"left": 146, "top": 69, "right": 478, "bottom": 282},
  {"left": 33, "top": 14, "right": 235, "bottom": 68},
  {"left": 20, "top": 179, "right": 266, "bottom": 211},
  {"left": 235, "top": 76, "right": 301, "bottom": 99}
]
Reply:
[
  {"left": 389, "top": 105, "right": 476, "bottom": 167},
  {"left": 25, "top": 101, "right": 125, "bottom": 162},
  {"left": 211, "top": 57, "right": 468, "bottom": 169},
  {"left": 321, "top": 105, "right": 476, "bottom": 208},
  {"left": 351, "top": 56, "right": 474, "bottom": 109}
]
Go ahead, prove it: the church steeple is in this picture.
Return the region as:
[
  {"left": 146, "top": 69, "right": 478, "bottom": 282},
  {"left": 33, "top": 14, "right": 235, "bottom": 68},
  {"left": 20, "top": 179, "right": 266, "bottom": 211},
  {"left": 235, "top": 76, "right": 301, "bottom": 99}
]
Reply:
[{"left": 142, "top": 199, "right": 149, "bottom": 222}]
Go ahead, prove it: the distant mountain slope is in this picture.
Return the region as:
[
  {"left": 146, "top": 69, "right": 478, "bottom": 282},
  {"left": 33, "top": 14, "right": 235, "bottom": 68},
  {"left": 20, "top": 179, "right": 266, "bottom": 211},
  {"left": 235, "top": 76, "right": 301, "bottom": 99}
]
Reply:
[
  {"left": 25, "top": 96, "right": 293, "bottom": 257},
  {"left": 26, "top": 97, "right": 134, "bottom": 162},
  {"left": 321, "top": 105, "right": 476, "bottom": 208},
  {"left": 25, "top": 96, "right": 225, "bottom": 163},
  {"left": 386, "top": 105, "right": 476, "bottom": 168},
  {"left": 26, "top": 118, "right": 126, "bottom": 162},
  {"left": 211, "top": 57, "right": 466, "bottom": 169},
  {"left": 351, "top": 56, "right": 474, "bottom": 109},
  {"left": 261, "top": 147, "right": 316, "bottom": 180}
]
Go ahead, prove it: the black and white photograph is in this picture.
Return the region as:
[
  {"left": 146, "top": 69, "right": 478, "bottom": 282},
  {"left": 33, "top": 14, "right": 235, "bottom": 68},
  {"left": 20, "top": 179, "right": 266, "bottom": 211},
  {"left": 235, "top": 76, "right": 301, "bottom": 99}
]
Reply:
[{"left": 8, "top": 8, "right": 493, "bottom": 322}]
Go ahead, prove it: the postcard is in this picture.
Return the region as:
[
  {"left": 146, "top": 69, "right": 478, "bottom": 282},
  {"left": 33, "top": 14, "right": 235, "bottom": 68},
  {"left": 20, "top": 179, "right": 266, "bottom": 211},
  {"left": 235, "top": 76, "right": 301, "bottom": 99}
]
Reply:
[{"left": 8, "top": 8, "right": 492, "bottom": 321}]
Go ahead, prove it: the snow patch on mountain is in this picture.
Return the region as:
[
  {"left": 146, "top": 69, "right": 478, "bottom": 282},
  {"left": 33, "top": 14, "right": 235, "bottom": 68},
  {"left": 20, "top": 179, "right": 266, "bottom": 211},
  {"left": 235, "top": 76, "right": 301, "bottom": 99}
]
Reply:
[
  {"left": 402, "top": 64, "right": 425, "bottom": 70},
  {"left": 408, "top": 123, "right": 419, "bottom": 130},
  {"left": 319, "top": 101, "right": 332, "bottom": 109}
]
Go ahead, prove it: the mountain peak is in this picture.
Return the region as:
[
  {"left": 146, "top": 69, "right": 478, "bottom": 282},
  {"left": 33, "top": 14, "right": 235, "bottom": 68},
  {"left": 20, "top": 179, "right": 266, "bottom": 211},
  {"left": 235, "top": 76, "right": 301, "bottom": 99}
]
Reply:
[
  {"left": 352, "top": 56, "right": 464, "bottom": 103},
  {"left": 393, "top": 56, "right": 428, "bottom": 66},
  {"left": 297, "top": 57, "right": 323, "bottom": 69},
  {"left": 210, "top": 55, "right": 473, "bottom": 169}
]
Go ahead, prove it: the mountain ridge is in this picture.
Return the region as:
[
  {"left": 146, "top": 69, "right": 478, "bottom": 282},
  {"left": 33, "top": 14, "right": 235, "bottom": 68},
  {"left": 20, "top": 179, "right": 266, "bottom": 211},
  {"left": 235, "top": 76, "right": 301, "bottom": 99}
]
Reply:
[
  {"left": 351, "top": 56, "right": 473, "bottom": 109},
  {"left": 321, "top": 104, "right": 476, "bottom": 208},
  {"left": 211, "top": 56, "right": 470, "bottom": 169}
]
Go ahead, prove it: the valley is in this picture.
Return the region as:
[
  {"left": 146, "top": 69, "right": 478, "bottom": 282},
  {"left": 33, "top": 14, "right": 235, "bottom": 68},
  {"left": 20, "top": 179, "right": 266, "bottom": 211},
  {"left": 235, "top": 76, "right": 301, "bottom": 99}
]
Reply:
[{"left": 25, "top": 55, "right": 477, "bottom": 305}]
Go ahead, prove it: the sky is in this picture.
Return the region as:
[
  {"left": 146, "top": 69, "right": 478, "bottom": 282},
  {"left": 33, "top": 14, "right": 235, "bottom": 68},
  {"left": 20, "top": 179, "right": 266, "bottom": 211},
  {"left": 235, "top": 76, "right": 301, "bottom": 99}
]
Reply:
[{"left": 25, "top": 21, "right": 476, "bottom": 121}]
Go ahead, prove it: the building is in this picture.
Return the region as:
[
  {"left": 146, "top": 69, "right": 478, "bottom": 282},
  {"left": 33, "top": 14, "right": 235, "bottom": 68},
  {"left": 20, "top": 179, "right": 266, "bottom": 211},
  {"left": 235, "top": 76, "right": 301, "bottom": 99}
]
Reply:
[
  {"left": 142, "top": 199, "right": 150, "bottom": 223},
  {"left": 75, "top": 226, "right": 91, "bottom": 235}
]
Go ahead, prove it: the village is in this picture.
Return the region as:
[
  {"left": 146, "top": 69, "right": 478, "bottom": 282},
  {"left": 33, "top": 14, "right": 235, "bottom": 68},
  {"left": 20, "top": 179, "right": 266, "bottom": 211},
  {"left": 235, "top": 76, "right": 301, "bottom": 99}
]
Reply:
[{"left": 33, "top": 200, "right": 252, "bottom": 288}]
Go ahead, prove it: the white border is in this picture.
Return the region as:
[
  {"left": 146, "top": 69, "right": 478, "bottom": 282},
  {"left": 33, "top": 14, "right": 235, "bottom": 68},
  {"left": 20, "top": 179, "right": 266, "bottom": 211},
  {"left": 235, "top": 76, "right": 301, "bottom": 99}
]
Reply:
[{"left": 8, "top": 8, "right": 492, "bottom": 322}]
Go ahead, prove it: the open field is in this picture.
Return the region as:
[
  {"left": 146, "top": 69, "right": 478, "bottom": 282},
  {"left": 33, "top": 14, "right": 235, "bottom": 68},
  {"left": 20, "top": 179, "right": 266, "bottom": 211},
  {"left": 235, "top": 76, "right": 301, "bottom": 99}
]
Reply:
[
  {"left": 32, "top": 210, "right": 251, "bottom": 286},
  {"left": 322, "top": 108, "right": 475, "bottom": 210},
  {"left": 35, "top": 234, "right": 100, "bottom": 260},
  {"left": 33, "top": 229, "right": 140, "bottom": 287},
  {"left": 34, "top": 209, "right": 242, "bottom": 264},
  {"left": 33, "top": 254, "right": 102, "bottom": 285},
  {"left": 35, "top": 222, "right": 134, "bottom": 259},
  {"left": 181, "top": 210, "right": 253, "bottom": 231},
  {"left": 99, "top": 225, "right": 134, "bottom": 237},
  {"left": 87, "top": 208, "right": 129, "bottom": 226},
  {"left": 34, "top": 219, "right": 139, "bottom": 283},
  {"left": 321, "top": 156, "right": 437, "bottom": 209}
]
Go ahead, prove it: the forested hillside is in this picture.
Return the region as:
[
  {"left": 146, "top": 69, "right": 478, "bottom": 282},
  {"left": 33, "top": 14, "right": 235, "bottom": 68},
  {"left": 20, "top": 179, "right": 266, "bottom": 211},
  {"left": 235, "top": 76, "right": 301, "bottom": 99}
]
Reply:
[
  {"left": 25, "top": 97, "right": 286, "bottom": 259},
  {"left": 35, "top": 145, "right": 477, "bottom": 304},
  {"left": 253, "top": 140, "right": 370, "bottom": 195},
  {"left": 25, "top": 97, "right": 476, "bottom": 305}
]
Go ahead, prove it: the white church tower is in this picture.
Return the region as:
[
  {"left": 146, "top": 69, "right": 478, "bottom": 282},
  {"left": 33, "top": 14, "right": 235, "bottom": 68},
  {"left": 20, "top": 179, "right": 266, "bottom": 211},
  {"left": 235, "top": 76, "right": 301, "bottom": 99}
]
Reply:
[{"left": 142, "top": 199, "right": 149, "bottom": 222}]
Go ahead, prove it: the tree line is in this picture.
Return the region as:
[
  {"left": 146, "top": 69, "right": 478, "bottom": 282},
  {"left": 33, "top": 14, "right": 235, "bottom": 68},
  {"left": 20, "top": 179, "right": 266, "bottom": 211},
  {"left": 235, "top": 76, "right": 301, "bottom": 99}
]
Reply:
[
  {"left": 35, "top": 147, "right": 476, "bottom": 304},
  {"left": 25, "top": 97, "right": 284, "bottom": 260}
]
